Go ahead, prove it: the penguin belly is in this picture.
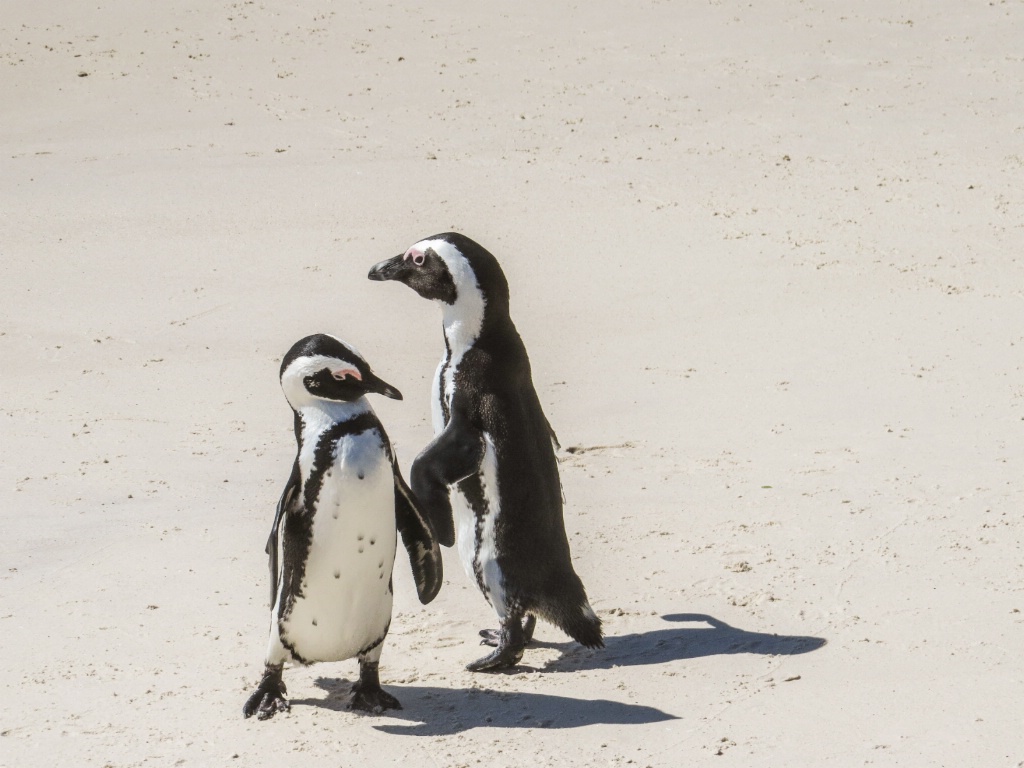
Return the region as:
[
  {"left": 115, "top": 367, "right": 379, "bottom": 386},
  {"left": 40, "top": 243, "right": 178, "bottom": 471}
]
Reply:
[
  {"left": 453, "top": 433, "right": 507, "bottom": 619},
  {"left": 278, "top": 435, "right": 398, "bottom": 663}
]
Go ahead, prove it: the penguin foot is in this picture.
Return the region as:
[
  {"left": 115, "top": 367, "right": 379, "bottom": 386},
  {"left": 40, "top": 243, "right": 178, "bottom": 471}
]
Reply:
[
  {"left": 466, "top": 642, "right": 525, "bottom": 672},
  {"left": 350, "top": 682, "right": 402, "bottom": 714},
  {"left": 469, "top": 611, "right": 532, "bottom": 671},
  {"left": 243, "top": 665, "right": 289, "bottom": 721},
  {"left": 350, "top": 659, "right": 402, "bottom": 714},
  {"left": 478, "top": 629, "right": 500, "bottom": 647},
  {"left": 479, "top": 614, "right": 536, "bottom": 647}
]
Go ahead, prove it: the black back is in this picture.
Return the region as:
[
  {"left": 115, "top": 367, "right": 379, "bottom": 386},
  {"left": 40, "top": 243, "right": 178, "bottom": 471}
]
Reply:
[{"left": 434, "top": 235, "right": 584, "bottom": 610}]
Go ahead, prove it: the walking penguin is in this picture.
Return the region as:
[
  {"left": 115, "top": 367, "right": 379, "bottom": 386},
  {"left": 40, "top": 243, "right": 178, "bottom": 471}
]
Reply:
[
  {"left": 243, "top": 333, "right": 442, "bottom": 720},
  {"left": 368, "top": 232, "right": 602, "bottom": 671}
]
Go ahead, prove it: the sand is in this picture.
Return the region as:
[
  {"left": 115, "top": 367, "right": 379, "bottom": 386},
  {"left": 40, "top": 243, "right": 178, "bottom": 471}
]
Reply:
[{"left": 2, "top": 0, "right": 1023, "bottom": 765}]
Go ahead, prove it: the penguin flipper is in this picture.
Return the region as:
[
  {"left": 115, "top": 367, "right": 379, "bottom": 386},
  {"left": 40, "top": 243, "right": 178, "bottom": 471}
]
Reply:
[
  {"left": 266, "top": 459, "right": 300, "bottom": 607},
  {"left": 410, "top": 409, "right": 485, "bottom": 548},
  {"left": 392, "top": 467, "right": 444, "bottom": 604}
]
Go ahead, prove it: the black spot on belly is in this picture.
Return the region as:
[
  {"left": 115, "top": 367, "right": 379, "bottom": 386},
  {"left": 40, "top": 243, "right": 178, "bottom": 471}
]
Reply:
[
  {"left": 334, "top": 570, "right": 340, "bottom": 579},
  {"left": 358, "top": 471, "right": 364, "bottom": 480},
  {"left": 369, "top": 538, "right": 375, "bottom": 546},
  {"left": 312, "top": 618, "right": 318, "bottom": 626},
  {"left": 357, "top": 534, "right": 364, "bottom": 541},
  {"left": 358, "top": 546, "right": 364, "bottom": 553}
]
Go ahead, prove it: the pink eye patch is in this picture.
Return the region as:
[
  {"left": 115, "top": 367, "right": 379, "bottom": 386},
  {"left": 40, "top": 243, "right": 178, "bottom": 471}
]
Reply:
[
  {"left": 404, "top": 248, "right": 426, "bottom": 266},
  {"left": 331, "top": 368, "right": 361, "bottom": 381}
]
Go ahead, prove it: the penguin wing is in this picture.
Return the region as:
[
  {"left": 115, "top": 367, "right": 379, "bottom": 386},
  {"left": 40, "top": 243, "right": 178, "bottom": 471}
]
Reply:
[
  {"left": 265, "top": 459, "right": 300, "bottom": 607},
  {"left": 410, "top": 408, "right": 485, "bottom": 548},
  {"left": 392, "top": 465, "right": 444, "bottom": 605}
]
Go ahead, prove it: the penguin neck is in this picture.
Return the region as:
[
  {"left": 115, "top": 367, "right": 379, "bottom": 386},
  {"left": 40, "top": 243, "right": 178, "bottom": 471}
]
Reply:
[
  {"left": 441, "top": 288, "right": 487, "bottom": 355},
  {"left": 297, "top": 398, "right": 371, "bottom": 439}
]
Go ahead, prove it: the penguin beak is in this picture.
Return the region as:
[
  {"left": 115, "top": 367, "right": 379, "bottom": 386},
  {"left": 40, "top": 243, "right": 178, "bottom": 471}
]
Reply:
[
  {"left": 363, "top": 370, "right": 403, "bottom": 401},
  {"left": 367, "top": 254, "right": 408, "bottom": 282}
]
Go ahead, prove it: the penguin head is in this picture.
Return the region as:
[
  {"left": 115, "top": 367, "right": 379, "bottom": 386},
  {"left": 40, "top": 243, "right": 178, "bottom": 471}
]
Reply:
[
  {"left": 367, "top": 232, "right": 509, "bottom": 310},
  {"left": 279, "top": 334, "right": 402, "bottom": 410}
]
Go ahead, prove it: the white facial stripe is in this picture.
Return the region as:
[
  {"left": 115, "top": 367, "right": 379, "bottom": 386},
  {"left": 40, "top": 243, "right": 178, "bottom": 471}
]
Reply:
[
  {"left": 412, "top": 238, "right": 485, "bottom": 350},
  {"left": 283, "top": 354, "right": 353, "bottom": 381}
]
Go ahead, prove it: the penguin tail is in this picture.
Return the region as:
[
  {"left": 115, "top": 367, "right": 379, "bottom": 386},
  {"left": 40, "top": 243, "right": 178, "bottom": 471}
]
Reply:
[
  {"left": 545, "top": 598, "right": 604, "bottom": 649},
  {"left": 564, "top": 602, "right": 604, "bottom": 649}
]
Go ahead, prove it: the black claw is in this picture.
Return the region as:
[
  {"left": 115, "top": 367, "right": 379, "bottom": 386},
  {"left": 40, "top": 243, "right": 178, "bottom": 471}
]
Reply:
[
  {"left": 479, "top": 628, "right": 501, "bottom": 647},
  {"left": 479, "top": 614, "right": 535, "bottom": 648},
  {"left": 255, "top": 692, "right": 291, "bottom": 720},
  {"left": 243, "top": 665, "right": 289, "bottom": 721}
]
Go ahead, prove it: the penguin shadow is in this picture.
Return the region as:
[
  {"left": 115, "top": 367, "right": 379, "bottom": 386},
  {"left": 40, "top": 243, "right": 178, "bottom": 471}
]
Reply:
[
  {"left": 291, "top": 678, "right": 678, "bottom": 735},
  {"left": 288, "top": 615, "right": 822, "bottom": 734},
  {"left": 534, "top": 613, "right": 827, "bottom": 672}
]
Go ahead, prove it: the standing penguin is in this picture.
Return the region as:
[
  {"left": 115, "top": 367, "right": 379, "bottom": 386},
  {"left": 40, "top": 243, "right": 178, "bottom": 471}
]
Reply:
[
  {"left": 368, "top": 233, "right": 602, "bottom": 671},
  {"left": 243, "top": 334, "right": 442, "bottom": 720}
]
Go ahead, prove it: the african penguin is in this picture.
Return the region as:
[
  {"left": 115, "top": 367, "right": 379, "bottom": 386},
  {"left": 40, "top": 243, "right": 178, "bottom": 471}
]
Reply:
[
  {"left": 243, "top": 333, "right": 442, "bottom": 719},
  {"left": 368, "top": 233, "right": 602, "bottom": 671}
]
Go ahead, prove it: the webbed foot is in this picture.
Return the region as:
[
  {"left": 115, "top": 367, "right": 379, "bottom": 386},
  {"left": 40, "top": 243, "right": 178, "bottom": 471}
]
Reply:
[
  {"left": 350, "top": 660, "right": 401, "bottom": 713},
  {"left": 479, "top": 628, "right": 500, "bottom": 646},
  {"left": 243, "top": 664, "right": 289, "bottom": 720},
  {"left": 351, "top": 684, "right": 402, "bottom": 713},
  {"left": 466, "top": 643, "right": 525, "bottom": 672},
  {"left": 468, "top": 613, "right": 530, "bottom": 672}
]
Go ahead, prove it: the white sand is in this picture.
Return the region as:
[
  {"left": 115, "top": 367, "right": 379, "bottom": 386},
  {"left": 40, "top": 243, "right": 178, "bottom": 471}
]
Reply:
[{"left": 3, "top": 1, "right": 1023, "bottom": 765}]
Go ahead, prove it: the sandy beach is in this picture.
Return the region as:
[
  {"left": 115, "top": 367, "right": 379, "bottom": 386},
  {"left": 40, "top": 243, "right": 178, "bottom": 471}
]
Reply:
[{"left": 3, "top": 1, "right": 1023, "bottom": 765}]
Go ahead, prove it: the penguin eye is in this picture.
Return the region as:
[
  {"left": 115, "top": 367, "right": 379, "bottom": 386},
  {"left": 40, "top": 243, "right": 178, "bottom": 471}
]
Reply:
[
  {"left": 331, "top": 368, "right": 361, "bottom": 381},
  {"left": 405, "top": 248, "right": 426, "bottom": 267}
]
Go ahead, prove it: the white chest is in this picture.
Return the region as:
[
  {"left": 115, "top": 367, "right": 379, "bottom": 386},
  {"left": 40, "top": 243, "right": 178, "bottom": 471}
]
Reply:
[
  {"left": 278, "top": 428, "right": 399, "bottom": 663},
  {"left": 431, "top": 276, "right": 484, "bottom": 434}
]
